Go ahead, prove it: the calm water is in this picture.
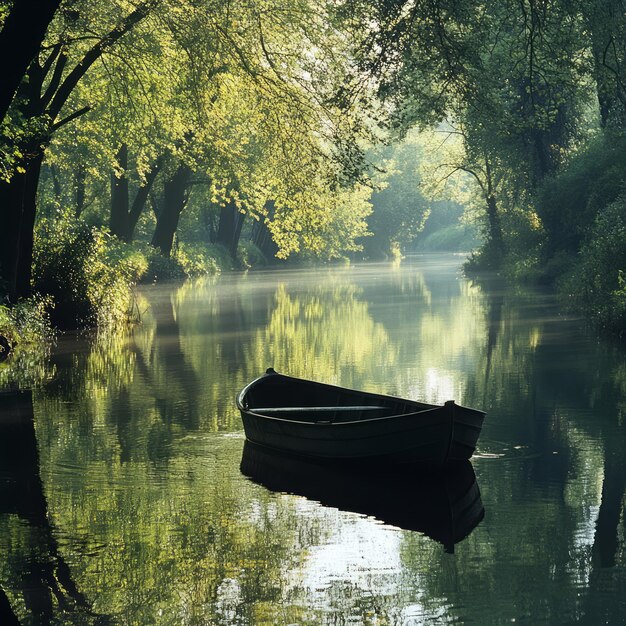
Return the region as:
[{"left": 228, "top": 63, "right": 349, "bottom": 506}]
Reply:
[{"left": 1, "top": 254, "right": 626, "bottom": 625}]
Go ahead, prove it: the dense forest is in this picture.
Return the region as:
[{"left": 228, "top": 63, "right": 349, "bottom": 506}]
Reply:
[{"left": 1, "top": 0, "right": 626, "bottom": 337}]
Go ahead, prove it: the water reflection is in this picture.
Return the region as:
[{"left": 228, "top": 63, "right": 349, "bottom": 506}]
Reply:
[
  {"left": 240, "top": 441, "right": 484, "bottom": 551},
  {"left": 0, "top": 391, "right": 106, "bottom": 624},
  {"left": 0, "top": 254, "right": 625, "bottom": 623}
]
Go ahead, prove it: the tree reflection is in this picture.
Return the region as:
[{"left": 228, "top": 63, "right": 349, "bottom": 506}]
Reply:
[
  {"left": 0, "top": 390, "right": 106, "bottom": 624},
  {"left": 245, "top": 282, "right": 396, "bottom": 385}
]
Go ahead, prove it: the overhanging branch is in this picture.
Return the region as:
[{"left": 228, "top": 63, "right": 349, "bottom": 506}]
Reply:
[
  {"left": 47, "top": 0, "right": 160, "bottom": 120},
  {"left": 50, "top": 105, "right": 91, "bottom": 132}
]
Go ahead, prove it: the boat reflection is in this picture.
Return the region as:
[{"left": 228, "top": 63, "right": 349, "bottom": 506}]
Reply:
[{"left": 240, "top": 441, "right": 484, "bottom": 551}]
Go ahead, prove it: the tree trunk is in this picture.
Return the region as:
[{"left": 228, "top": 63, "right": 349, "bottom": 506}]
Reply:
[
  {"left": 109, "top": 148, "right": 162, "bottom": 242},
  {"left": 49, "top": 163, "right": 62, "bottom": 201},
  {"left": 203, "top": 204, "right": 218, "bottom": 242},
  {"left": 0, "top": 173, "right": 27, "bottom": 299},
  {"left": 109, "top": 144, "right": 129, "bottom": 239},
  {"left": 216, "top": 198, "right": 246, "bottom": 259},
  {"left": 485, "top": 194, "right": 504, "bottom": 267},
  {"left": 150, "top": 164, "right": 192, "bottom": 256},
  {"left": 127, "top": 157, "right": 162, "bottom": 242},
  {"left": 251, "top": 200, "right": 279, "bottom": 261},
  {"left": 15, "top": 150, "right": 44, "bottom": 299},
  {"left": 232, "top": 209, "right": 245, "bottom": 259},
  {"left": 0, "top": 61, "right": 45, "bottom": 301},
  {"left": 0, "top": 148, "right": 43, "bottom": 301},
  {"left": 0, "top": 0, "right": 61, "bottom": 123},
  {"left": 585, "top": 0, "right": 626, "bottom": 127}
]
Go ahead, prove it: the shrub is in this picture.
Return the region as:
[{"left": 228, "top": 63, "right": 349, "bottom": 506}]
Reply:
[
  {"left": 0, "top": 295, "right": 53, "bottom": 386},
  {"left": 560, "top": 195, "right": 626, "bottom": 334},
  {"left": 536, "top": 134, "right": 626, "bottom": 256},
  {"left": 176, "top": 242, "right": 231, "bottom": 276},
  {"left": 414, "top": 223, "right": 480, "bottom": 252},
  {"left": 143, "top": 250, "right": 186, "bottom": 282},
  {"left": 141, "top": 243, "right": 233, "bottom": 282},
  {"left": 0, "top": 295, "right": 52, "bottom": 349},
  {"left": 33, "top": 218, "right": 148, "bottom": 328},
  {"left": 464, "top": 239, "right": 505, "bottom": 274},
  {"left": 236, "top": 241, "right": 266, "bottom": 269}
]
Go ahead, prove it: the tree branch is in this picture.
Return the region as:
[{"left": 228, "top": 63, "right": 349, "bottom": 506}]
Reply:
[
  {"left": 435, "top": 163, "right": 486, "bottom": 194},
  {"left": 0, "top": 0, "right": 62, "bottom": 122},
  {"left": 50, "top": 105, "right": 91, "bottom": 132},
  {"left": 41, "top": 42, "right": 63, "bottom": 79},
  {"left": 41, "top": 48, "right": 67, "bottom": 108},
  {"left": 128, "top": 156, "right": 164, "bottom": 238},
  {"left": 47, "top": 0, "right": 159, "bottom": 120}
]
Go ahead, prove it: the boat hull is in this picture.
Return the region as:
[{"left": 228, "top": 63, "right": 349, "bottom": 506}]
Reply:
[{"left": 237, "top": 370, "right": 485, "bottom": 466}]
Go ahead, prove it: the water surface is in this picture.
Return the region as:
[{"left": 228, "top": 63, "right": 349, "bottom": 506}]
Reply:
[{"left": 1, "top": 254, "right": 625, "bottom": 624}]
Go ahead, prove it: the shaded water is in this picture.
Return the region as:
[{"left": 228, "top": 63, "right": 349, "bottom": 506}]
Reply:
[{"left": 1, "top": 254, "right": 626, "bottom": 624}]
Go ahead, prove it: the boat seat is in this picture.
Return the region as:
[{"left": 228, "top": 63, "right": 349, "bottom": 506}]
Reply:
[
  {"left": 252, "top": 405, "right": 394, "bottom": 423},
  {"left": 252, "top": 406, "right": 388, "bottom": 413}
]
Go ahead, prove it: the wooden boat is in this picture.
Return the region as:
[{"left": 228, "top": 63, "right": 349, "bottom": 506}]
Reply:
[
  {"left": 240, "top": 441, "right": 484, "bottom": 549},
  {"left": 237, "top": 369, "right": 486, "bottom": 466}
]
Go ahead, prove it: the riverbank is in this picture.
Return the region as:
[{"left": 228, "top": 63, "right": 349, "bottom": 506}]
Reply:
[{"left": 0, "top": 221, "right": 269, "bottom": 381}]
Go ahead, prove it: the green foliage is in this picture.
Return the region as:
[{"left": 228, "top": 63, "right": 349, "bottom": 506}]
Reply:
[
  {"left": 464, "top": 243, "right": 503, "bottom": 275},
  {"left": 560, "top": 196, "right": 626, "bottom": 333},
  {"left": 142, "top": 252, "right": 185, "bottom": 282},
  {"left": 236, "top": 242, "right": 267, "bottom": 270},
  {"left": 40, "top": 0, "right": 376, "bottom": 269},
  {"left": 342, "top": 0, "right": 626, "bottom": 330},
  {"left": 0, "top": 295, "right": 54, "bottom": 388},
  {"left": 176, "top": 242, "right": 231, "bottom": 276},
  {"left": 366, "top": 132, "right": 431, "bottom": 257},
  {"left": 32, "top": 218, "right": 148, "bottom": 328},
  {"left": 536, "top": 135, "right": 626, "bottom": 255},
  {"left": 412, "top": 199, "right": 480, "bottom": 252},
  {"left": 269, "top": 183, "right": 372, "bottom": 261},
  {"left": 344, "top": 0, "right": 594, "bottom": 271},
  {"left": 11, "top": 0, "right": 626, "bottom": 335},
  {"left": 0, "top": 296, "right": 52, "bottom": 348},
  {"left": 414, "top": 223, "right": 480, "bottom": 252},
  {"left": 143, "top": 242, "right": 241, "bottom": 282}
]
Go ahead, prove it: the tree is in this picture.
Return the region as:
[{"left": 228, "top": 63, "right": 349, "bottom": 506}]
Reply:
[
  {"left": 0, "top": 0, "right": 61, "bottom": 124},
  {"left": 366, "top": 131, "right": 431, "bottom": 258},
  {"left": 343, "top": 0, "right": 587, "bottom": 268},
  {"left": 0, "top": 0, "right": 160, "bottom": 301},
  {"left": 582, "top": 0, "right": 626, "bottom": 128},
  {"left": 37, "top": 0, "right": 376, "bottom": 269}
]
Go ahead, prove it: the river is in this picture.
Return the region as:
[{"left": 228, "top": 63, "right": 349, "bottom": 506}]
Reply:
[{"left": 1, "top": 253, "right": 625, "bottom": 624}]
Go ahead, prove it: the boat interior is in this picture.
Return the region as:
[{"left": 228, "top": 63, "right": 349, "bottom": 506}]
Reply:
[{"left": 243, "top": 374, "right": 437, "bottom": 423}]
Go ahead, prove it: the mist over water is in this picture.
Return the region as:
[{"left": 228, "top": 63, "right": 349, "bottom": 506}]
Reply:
[{"left": 1, "top": 253, "right": 625, "bottom": 624}]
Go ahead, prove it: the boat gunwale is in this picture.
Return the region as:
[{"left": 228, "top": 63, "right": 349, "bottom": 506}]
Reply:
[{"left": 237, "top": 372, "right": 486, "bottom": 427}]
